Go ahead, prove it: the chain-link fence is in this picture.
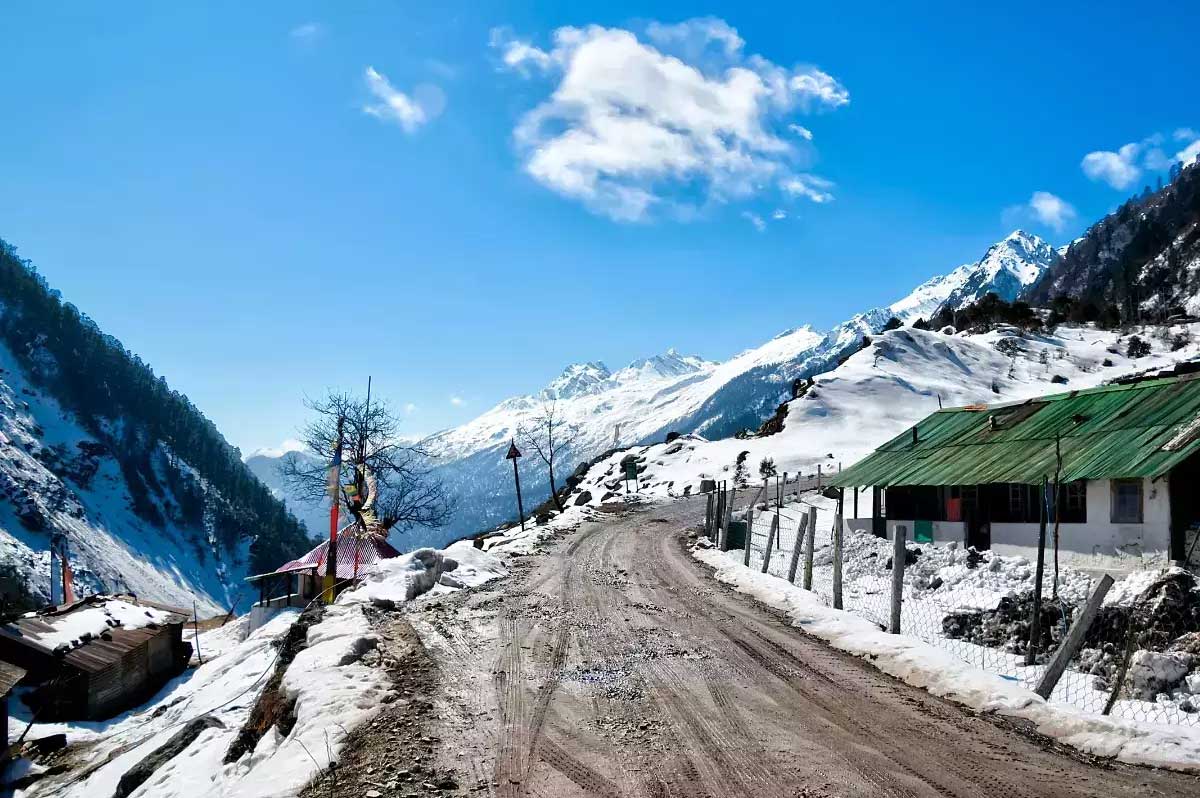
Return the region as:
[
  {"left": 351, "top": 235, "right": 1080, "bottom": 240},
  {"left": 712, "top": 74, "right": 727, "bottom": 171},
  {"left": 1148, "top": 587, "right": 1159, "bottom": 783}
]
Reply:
[{"left": 731, "top": 491, "right": 1200, "bottom": 727}]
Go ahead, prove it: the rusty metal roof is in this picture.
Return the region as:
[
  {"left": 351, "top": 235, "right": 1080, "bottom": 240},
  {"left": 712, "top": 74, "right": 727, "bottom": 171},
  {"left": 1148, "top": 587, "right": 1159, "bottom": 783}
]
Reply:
[
  {"left": 0, "top": 660, "right": 26, "bottom": 694},
  {"left": 0, "top": 595, "right": 187, "bottom": 669},
  {"left": 832, "top": 371, "right": 1200, "bottom": 488}
]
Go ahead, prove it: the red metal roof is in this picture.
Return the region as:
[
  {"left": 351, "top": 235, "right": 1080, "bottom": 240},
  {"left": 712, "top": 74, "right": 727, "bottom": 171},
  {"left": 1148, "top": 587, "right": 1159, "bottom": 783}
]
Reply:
[{"left": 274, "top": 532, "right": 401, "bottom": 580}]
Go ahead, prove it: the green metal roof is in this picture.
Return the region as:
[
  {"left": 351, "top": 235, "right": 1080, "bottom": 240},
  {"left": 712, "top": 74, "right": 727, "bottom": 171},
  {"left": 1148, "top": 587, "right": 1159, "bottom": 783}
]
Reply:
[{"left": 831, "top": 372, "right": 1200, "bottom": 488}]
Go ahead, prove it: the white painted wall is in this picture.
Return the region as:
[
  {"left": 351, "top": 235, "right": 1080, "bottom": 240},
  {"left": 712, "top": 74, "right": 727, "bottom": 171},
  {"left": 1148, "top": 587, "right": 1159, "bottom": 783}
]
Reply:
[{"left": 843, "top": 477, "right": 1173, "bottom": 575}]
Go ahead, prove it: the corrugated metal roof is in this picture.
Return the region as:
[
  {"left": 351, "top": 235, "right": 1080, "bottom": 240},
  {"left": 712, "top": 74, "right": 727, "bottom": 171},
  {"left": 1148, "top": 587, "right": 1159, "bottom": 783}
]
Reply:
[
  {"left": 0, "top": 660, "right": 26, "bottom": 694},
  {"left": 831, "top": 371, "right": 1200, "bottom": 488},
  {"left": 262, "top": 531, "right": 400, "bottom": 581},
  {"left": 0, "top": 595, "right": 187, "bottom": 659}
]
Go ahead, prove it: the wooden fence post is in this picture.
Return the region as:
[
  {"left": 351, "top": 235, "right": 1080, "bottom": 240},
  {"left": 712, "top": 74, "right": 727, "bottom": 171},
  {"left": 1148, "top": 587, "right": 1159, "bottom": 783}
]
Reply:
[
  {"left": 761, "top": 514, "right": 779, "bottom": 574},
  {"left": 1034, "top": 574, "right": 1114, "bottom": 699},
  {"left": 890, "top": 524, "right": 906, "bottom": 634},
  {"left": 704, "top": 492, "right": 713, "bottom": 538},
  {"left": 832, "top": 490, "right": 844, "bottom": 609},
  {"left": 803, "top": 506, "right": 816, "bottom": 590},
  {"left": 1026, "top": 476, "right": 1049, "bottom": 666},
  {"left": 721, "top": 485, "right": 735, "bottom": 551},
  {"left": 787, "top": 513, "right": 809, "bottom": 584}
]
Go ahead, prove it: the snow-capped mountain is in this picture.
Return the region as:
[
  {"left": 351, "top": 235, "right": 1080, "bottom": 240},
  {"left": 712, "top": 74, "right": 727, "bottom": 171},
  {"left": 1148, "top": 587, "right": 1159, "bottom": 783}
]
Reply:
[
  {"left": 413, "top": 230, "right": 1062, "bottom": 543},
  {"left": 889, "top": 230, "right": 1059, "bottom": 322}
]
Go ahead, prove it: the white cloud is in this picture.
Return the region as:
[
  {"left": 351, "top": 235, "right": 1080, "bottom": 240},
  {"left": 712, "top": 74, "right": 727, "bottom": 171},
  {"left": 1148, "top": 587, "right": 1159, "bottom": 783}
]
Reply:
[
  {"left": 403, "top": 402, "right": 418, "bottom": 415},
  {"left": 449, "top": 395, "right": 465, "bottom": 407},
  {"left": 290, "top": 22, "right": 323, "bottom": 41},
  {"left": 771, "top": 208, "right": 787, "bottom": 220},
  {"left": 490, "top": 19, "right": 847, "bottom": 221},
  {"left": 788, "top": 124, "right": 813, "bottom": 141},
  {"left": 1081, "top": 130, "right": 1200, "bottom": 188},
  {"left": 741, "top": 211, "right": 766, "bottom": 232},
  {"left": 362, "top": 67, "right": 444, "bottom": 133},
  {"left": 1081, "top": 143, "right": 1142, "bottom": 190},
  {"left": 1027, "top": 191, "right": 1076, "bottom": 232},
  {"left": 1177, "top": 138, "right": 1200, "bottom": 167},
  {"left": 780, "top": 174, "right": 834, "bottom": 203}
]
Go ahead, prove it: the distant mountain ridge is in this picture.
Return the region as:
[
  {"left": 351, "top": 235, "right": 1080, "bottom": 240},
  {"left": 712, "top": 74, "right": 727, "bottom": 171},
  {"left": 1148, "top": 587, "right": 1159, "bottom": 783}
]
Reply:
[
  {"left": 407, "top": 229, "right": 1059, "bottom": 543},
  {"left": 1025, "top": 159, "right": 1200, "bottom": 319}
]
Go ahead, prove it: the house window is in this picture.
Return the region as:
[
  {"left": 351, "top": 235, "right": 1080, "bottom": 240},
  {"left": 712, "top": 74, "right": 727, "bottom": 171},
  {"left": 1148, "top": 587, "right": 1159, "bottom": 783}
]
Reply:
[
  {"left": 1008, "top": 484, "right": 1025, "bottom": 517},
  {"left": 1110, "top": 479, "right": 1143, "bottom": 524},
  {"left": 1061, "top": 481, "right": 1087, "bottom": 523}
]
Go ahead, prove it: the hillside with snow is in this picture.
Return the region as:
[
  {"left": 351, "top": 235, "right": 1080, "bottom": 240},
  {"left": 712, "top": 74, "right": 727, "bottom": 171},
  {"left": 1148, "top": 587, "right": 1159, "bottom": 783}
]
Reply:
[
  {"left": 0, "top": 338, "right": 239, "bottom": 615},
  {"left": 563, "top": 321, "right": 1200, "bottom": 507},
  {"left": 411, "top": 230, "right": 1063, "bottom": 542},
  {"left": 0, "top": 240, "right": 312, "bottom": 615}
]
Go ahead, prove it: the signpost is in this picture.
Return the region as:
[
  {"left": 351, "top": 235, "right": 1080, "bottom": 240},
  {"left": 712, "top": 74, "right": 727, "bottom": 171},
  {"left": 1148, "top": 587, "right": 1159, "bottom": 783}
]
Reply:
[
  {"left": 505, "top": 440, "right": 525, "bottom": 530},
  {"left": 624, "top": 459, "right": 639, "bottom": 492}
]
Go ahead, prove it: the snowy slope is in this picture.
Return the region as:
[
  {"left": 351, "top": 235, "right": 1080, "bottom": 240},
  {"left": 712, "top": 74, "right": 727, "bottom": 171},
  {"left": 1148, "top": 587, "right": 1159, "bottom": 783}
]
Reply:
[
  {"left": 564, "top": 322, "right": 1200, "bottom": 505},
  {"left": 413, "top": 231, "right": 1066, "bottom": 543},
  {"left": 0, "top": 341, "right": 242, "bottom": 615}
]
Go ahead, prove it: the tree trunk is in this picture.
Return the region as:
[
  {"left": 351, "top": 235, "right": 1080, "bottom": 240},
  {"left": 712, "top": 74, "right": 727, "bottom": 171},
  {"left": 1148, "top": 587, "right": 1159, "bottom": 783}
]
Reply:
[{"left": 549, "top": 464, "right": 564, "bottom": 511}]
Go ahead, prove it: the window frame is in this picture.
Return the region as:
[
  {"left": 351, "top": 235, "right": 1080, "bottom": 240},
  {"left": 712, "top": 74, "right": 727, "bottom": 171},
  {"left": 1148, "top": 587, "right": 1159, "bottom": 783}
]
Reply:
[{"left": 1110, "top": 478, "right": 1144, "bottom": 524}]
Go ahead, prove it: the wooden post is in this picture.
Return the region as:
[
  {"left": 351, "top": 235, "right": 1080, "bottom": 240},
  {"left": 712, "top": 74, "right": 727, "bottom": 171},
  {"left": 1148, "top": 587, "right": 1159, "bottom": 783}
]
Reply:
[
  {"left": 852, "top": 487, "right": 859, "bottom": 520},
  {"left": 787, "top": 513, "right": 809, "bottom": 584},
  {"left": 714, "top": 483, "right": 724, "bottom": 542},
  {"left": 1034, "top": 575, "right": 1114, "bottom": 699},
  {"left": 803, "top": 505, "right": 817, "bottom": 590},
  {"left": 761, "top": 514, "right": 779, "bottom": 574},
  {"left": 890, "top": 524, "right": 906, "bottom": 634},
  {"left": 747, "top": 478, "right": 766, "bottom": 566},
  {"left": 817, "top": 464, "right": 822, "bottom": 489},
  {"left": 193, "top": 600, "right": 203, "bottom": 665},
  {"left": 1025, "top": 476, "right": 1049, "bottom": 666},
  {"left": 704, "top": 492, "right": 714, "bottom": 537},
  {"left": 832, "top": 490, "right": 844, "bottom": 609},
  {"left": 720, "top": 482, "right": 729, "bottom": 552}
]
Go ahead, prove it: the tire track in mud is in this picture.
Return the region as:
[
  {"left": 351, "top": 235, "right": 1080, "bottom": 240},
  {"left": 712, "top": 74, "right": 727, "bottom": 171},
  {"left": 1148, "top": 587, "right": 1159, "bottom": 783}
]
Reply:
[{"left": 435, "top": 500, "right": 1200, "bottom": 798}]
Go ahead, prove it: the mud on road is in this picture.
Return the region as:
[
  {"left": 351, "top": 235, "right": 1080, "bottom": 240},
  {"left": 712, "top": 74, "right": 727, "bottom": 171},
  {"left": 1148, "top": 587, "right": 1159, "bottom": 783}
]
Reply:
[{"left": 407, "top": 500, "right": 1200, "bottom": 797}]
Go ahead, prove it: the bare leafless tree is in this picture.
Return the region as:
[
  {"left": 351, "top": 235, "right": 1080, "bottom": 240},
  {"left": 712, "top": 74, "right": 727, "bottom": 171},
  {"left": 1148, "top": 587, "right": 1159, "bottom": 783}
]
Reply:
[
  {"left": 281, "top": 390, "right": 453, "bottom": 533},
  {"left": 516, "top": 400, "right": 579, "bottom": 512}
]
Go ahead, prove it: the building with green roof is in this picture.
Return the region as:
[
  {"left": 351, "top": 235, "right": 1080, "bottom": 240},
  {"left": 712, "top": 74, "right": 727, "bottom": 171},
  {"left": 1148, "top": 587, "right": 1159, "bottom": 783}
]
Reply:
[{"left": 830, "top": 370, "right": 1200, "bottom": 571}]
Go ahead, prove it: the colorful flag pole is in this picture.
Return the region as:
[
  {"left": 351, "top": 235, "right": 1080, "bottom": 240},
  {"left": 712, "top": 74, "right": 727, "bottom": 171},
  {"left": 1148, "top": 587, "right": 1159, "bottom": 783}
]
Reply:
[{"left": 323, "top": 418, "right": 344, "bottom": 603}]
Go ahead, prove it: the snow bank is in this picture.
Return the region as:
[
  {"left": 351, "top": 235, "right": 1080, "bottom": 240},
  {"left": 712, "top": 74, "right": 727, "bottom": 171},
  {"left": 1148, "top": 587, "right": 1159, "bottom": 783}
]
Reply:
[{"left": 694, "top": 547, "right": 1200, "bottom": 772}]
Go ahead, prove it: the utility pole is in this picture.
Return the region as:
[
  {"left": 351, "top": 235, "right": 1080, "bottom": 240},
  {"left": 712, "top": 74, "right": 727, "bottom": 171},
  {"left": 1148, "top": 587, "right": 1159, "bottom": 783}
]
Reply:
[
  {"left": 505, "top": 440, "right": 525, "bottom": 530},
  {"left": 323, "top": 415, "right": 344, "bottom": 604}
]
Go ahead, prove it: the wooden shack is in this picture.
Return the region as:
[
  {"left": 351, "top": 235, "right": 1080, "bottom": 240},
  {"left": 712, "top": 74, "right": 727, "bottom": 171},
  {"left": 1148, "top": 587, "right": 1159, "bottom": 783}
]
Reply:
[{"left": 0, "top": 595, "right": 191, "bottom": 721}]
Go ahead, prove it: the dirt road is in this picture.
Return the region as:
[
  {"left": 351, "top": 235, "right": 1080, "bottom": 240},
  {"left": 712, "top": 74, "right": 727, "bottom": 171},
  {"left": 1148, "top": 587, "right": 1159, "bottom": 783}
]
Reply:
[{"left": 412, "top": 500, "right": 1199, "bottom": 797}]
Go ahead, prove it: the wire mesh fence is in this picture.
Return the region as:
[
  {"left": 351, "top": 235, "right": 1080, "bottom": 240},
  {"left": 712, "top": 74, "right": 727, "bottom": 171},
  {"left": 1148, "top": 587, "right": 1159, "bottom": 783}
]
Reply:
[{"left": 733, "top": 491, "right": 1200, "bottom": 727}]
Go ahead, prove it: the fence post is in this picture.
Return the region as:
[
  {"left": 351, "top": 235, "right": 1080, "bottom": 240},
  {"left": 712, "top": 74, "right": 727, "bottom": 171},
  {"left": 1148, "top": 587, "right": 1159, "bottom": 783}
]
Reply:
[
  {"left": 704, "top": 492, "right": 713, "bottom": 538},
  {"left": 1034, "top": 574, "right": 1114, "bottom": 699},
  {"left": 803, "top": 506, "right": 816, "bottom": 590},
  {"left": 761, "top": 514, "right": 779, "bottom": 574},
  {"left": 1025, "top": 476, "right": 1049, "bottom": 666},
  {"left": 722, "top": 485, "right": 735, "bottom": 551},
  {"left": 787, "top": 513, "right": 809, "bottom": 584},
  {"left": 817, "top": 464, "right": 822, "bottom": 489},
  {"left": 747, "top": 478, "right": 766, "bottom": 567},
  {"left": 832, "top": 490, "right": 844, "bottom": 609},
  {"left": 890, "top": 524, "right": 906, "bottom": 634}
]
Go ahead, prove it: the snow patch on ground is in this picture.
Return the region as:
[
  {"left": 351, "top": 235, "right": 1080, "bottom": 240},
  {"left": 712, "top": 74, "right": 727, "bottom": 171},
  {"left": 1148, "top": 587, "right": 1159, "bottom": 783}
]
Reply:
[{"left": 694, "top": 547, "right": 1200, "bottom": 772}]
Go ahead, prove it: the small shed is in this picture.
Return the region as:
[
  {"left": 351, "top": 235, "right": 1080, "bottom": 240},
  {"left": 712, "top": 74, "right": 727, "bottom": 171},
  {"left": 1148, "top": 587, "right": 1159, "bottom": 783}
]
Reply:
[
  {"left": 0, "top": 595, "right": 191, "bottom": 721},
  {"left": 245, "top": 531, "right": 401, "bottom": 608},
  {"left": 832, "top": 371, "right": 1200, "bottom": 572},
  {"left": 0, "top": 660, "right": 27, "bottom": 754}
]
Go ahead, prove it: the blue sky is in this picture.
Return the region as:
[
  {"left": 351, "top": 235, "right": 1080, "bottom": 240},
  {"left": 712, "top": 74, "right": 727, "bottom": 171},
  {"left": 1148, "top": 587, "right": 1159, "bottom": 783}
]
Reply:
[{"left": 2, "top": 1, "right": 1198, "bottom": 452}]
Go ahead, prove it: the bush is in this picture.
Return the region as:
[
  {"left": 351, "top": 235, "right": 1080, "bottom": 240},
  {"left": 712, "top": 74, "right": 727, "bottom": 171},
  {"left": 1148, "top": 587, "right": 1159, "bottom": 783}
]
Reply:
[
  {"left": 759, "top": 457, "right": 778, "bottom": 479},
  {"left": 1127, "top": 335, "right": 1152, "bottom": 359}
]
